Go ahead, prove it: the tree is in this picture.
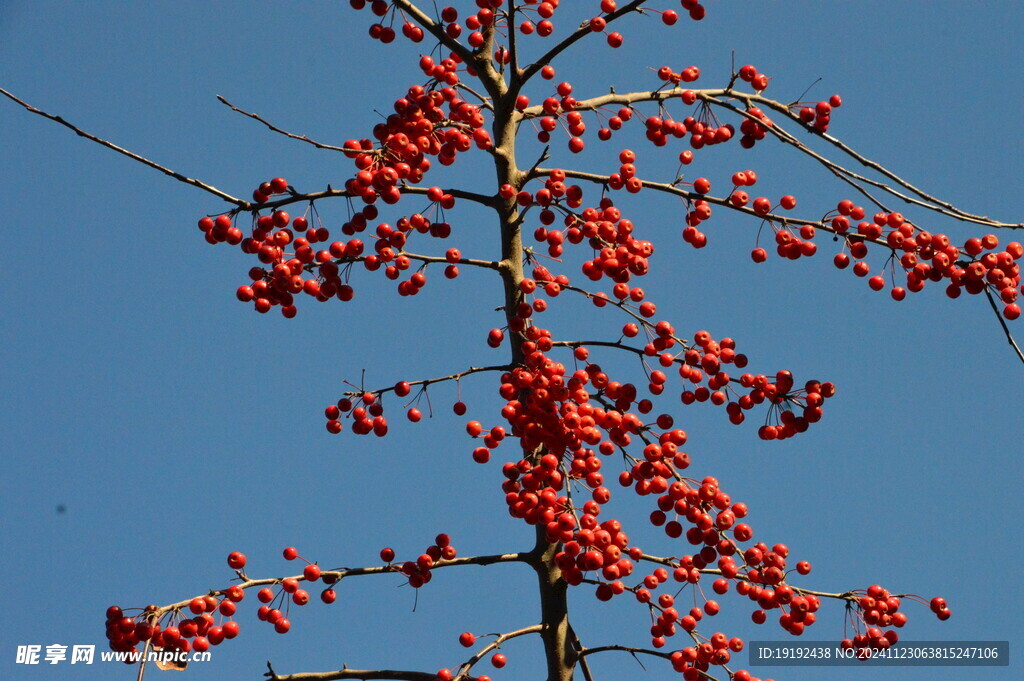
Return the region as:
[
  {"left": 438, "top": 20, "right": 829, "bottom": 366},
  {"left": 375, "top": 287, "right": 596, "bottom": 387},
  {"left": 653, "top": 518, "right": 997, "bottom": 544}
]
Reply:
[{"left": 3, "top": 2, "right": 1020, "bottom": 681}]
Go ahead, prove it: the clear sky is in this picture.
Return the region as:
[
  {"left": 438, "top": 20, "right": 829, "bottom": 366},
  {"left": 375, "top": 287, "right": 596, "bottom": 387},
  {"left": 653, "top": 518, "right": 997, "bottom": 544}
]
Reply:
[{"left": 1, "top": 2, "right": 1021, "bottom": 681}]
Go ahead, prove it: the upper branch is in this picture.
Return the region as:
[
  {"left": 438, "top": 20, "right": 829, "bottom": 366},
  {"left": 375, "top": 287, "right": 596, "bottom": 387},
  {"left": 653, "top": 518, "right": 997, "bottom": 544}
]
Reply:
[
  {"left": 1, "top": 88, "right": 503, "bottom": 217},
  {"left": 392, "top": 0, "right": 475, "bottom": 65},
  {"left": 533, "top": 85, "right": 1022, "bottom": 229},
  {"left": 392, "top": 0, "right": 506, "bottom": 98},
  {"left": 518, "top": 1, "right": 649, "bottom": 87}
]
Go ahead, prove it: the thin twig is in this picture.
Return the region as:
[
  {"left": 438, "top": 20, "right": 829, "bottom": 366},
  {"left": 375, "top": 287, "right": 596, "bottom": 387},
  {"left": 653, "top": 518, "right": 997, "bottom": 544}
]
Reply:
[
  {"left": 984, "top": 289, "right": 1024, "bottom": 365},
  {"left": 217, "top": 95, "right": 354, "bottom": 153},
  {"left": 454, "top": 83, "right": 494, "bottom": 111}
]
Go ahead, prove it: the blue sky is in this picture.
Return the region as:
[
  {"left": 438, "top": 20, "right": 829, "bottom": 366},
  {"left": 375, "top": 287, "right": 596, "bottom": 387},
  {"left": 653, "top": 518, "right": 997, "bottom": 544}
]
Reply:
[{"left": 1, "top": 2, "right": 1021, "bottom": 680}]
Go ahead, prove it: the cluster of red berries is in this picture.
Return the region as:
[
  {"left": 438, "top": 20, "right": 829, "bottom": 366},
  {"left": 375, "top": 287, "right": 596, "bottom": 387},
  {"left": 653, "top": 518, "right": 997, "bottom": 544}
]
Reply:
[
  {"left": 814, "top": 203, "right": 1022, "bottom": 317},
  {"left": 342, "top": 79, "right": 490, "bottom": 196},
  {"left": 252, "top": 548, "right": 332, "bottom": 634},
  {"left": 668, "top": 634, "right": 746, "bottom": 675},
  {"left": 618, "top": 99, "right": 739, "bottom": 151},
  {"left": 511, "top": 0, "right": 704, "bottom": 45},
  {"left": 740, "top": 189, "right": 1024, "bottom": 317},
  {"left": 657, "top": 64, "right": 702, "bottom": 87},
  {"left": 196, "top": 51, "right": 494, "bottom": 316},
  {"left": 836, "top": 586, "right": 950, "bottom": 659},
  {"left": 687, "top": 170, "right": 801, "bottom": 250},
  {"left": 523, "top": 67, "right": 786, "bottom": 156},
  {"left": 737, "top": 63, "right": 771, "bottom": 92},
  {"left": 488, "top": 251, "right": 833, "bottom": 440},
  {"left": 529, "top": 178, "right": 657, "bottom": 281},
  {"left": 104, "top": 598, "right": 242, "bottom": 659},
  {"left": 324, "top": 391, "right": 389, "bottom": 435},
  {"left": 796, "top": 95, "right": 843, "bottom": 133},
  {"left": 737, "top": 106, "right": 773, "bottom": 149},
  {"left": 470, "top": 342, "right": 840, "bottom": 655},
  {"left": 380, "top": 534, "right": 458, "bottom": 588}
]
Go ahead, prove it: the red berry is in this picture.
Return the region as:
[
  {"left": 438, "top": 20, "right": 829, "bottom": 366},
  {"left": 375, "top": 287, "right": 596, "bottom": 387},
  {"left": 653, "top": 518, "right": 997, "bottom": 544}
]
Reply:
[{"left": 227, "top": 552, "right": 247, "bottom": 570}]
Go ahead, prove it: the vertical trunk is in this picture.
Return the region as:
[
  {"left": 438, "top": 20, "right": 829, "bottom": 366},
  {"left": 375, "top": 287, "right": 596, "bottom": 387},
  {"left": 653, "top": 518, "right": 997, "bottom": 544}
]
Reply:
[
  {"left": 532, "top": 529, "right": 576, "bottom": 681},
  {"left": 492, "top": 88, "right": 576, "bottom": 681}
]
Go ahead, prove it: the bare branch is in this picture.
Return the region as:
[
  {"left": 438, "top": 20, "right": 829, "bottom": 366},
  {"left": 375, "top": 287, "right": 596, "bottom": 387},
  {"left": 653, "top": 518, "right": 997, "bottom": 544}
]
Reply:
[
  {"left": 342, "top": 364, "right": 512, "bottom": 399},
  {"left": 217, "top": 95, "right": 354, "bottom": 153},
  {"left": 1, "top": 87, "right": 249, "bottom": 207},
  {"left": 753, "top": 94, "right": 1023, "bottom": 228},
  {"left": 266, "top": 663, "right": 436, "bottom": 681},
  {"left": 454, "top": 83, "right": 494, "bottom": 111},
  {"left": 578, "top": 644, "right": 672, "bottom": 661}
]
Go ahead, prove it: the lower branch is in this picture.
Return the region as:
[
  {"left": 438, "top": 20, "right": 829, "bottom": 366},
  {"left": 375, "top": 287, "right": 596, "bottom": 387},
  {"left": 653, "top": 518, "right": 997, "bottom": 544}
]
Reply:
[
  {"left": 265, "top": 625, "right": 543, "bottom": 681},
  {"left": 266, "top": 662, "right": 436, "bottom": 681},
  {"left": 452, "top": 624, "right": 543, "bottom": 680}
]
